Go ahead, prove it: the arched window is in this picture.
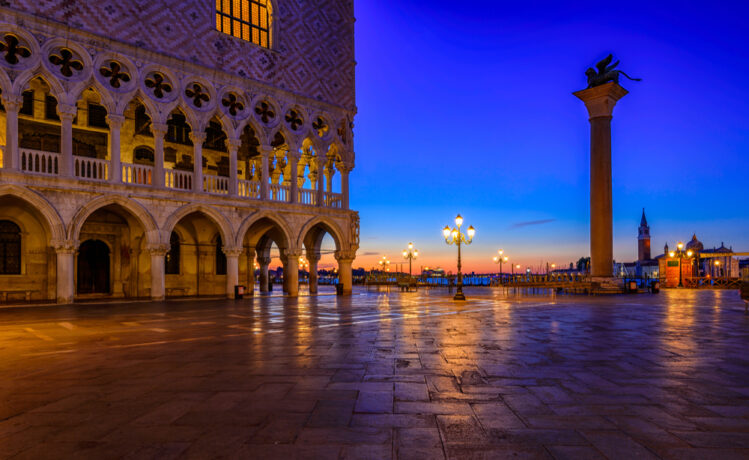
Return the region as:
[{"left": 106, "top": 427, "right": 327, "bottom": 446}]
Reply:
[
  {"left": 216, "top": 0, "right": 272, "bottom": 48},
  {"left": 0, "top": 221, "right": 21, "bottom": 275},
  {"left": 215, "top": 234, "right": 227, "bottom": 275},
  {"left": 165, "top": 231, "right": 180, "bottom": 275}
]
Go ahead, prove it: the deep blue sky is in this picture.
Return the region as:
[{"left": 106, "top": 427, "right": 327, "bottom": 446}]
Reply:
[{"left": 347, "top": 0, "right": 749, "bottom": 272}]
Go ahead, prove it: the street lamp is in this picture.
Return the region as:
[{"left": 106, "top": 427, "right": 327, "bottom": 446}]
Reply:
[
  {"left": 492, "top": 251, "right": 508, "bottom": 284},
  {"left": 442, "top": 214, "right": 475, "bottom": 300},
  {"left": 378, "top": 256, "right": 390, "bottom": 273},
  {"left": 402, "top": 242, "right": 419, "bottom": 280}
]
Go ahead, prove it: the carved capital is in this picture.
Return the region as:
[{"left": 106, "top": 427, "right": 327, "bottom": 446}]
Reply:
[
  {"left": 57, "top": 104, "right": 78, "bottom": 119},
  {"left": 2, "top": 94, "right": 23, "bottom": 113},
  {"left": 257, "top": 256, "right": 272, "bottom": 266},
  {"left": 151, "top": 122, "right": 168, "bottom": 137},
  {"left": 222, "top": 246, "right": 243, "bottom": 257},
  {"left": 573, "top": 82, "right": 628, "bottom": 119},
  {"left": 227, "top": 137, "right": 242, "bottom": 152},
  {"left": 334, "top": 250, "right": 356, "bottom": 263},
  {"left": 52, "top": 240, "right": 78, "bottom": 254},
  {"left": 145, "top": 244, "right": 170, "bottom": 256},
  {"left": 106, "top": 114, "right": 126, "bottom": 128},
  {"left": 189, "top": 132, "right": 207, "bottom": 144}
]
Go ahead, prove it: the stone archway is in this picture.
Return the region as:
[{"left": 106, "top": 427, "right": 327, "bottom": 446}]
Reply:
[
  {"left": 297, "top": 216, "right": 353, "bottom": 295},
  {"left": 77, "top": 239, "right": 110, "bottom": 294},
  {"left": 238, "top": 212, "right": 295, "bottom": 296}
]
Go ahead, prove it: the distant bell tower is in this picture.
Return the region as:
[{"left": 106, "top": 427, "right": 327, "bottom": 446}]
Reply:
[{"left": 638, "top": 208, "right": 651, "bottom": 261}]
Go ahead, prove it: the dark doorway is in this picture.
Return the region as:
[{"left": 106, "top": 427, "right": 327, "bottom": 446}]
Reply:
[{"left": 77, "top": 239, "right": 110, "bottom": 294}]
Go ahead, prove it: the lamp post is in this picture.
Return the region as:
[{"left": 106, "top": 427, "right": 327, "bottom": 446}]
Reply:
[
  {"left": 492, "top": 251, "right": 508, "bottom": 284},
  {"left": 378, "top": 256, "right": 390, "bottom": 273},
  {"left": 676, "top": 241, "right": 685, "bottom": 287},
  {"left": 298, "top": 256, "right": 309, "bottom": 284},
  {"left": 442, "top": 214, "right": 475, "bottom": 301},
  {"left": 402, "top": 243, "right": 419, "bottom": 281}
]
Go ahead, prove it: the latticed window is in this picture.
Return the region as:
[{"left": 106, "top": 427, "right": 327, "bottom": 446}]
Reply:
[
  {"left": 0, "top": 220, "right": 21, "bottom": 275},
  {"left": 216, "top": 0, "right": 272, "bottom": 49}
]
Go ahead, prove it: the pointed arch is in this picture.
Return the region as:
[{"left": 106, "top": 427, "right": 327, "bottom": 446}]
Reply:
[
  {"left": 11, "top": 66, "right": 66, "bottom": 102},
  {"left": 68, "top": 77, "right": 118, "bottom": 115},
  {"left": 162, "top": 203, "right": 234, "bottom": 247},
  {"left": 297, "top": 216, "right": 345, "bottom": 252},
  {"left": 0, "top": 184, "right": 65, "bottom": 244},
  {"left": 68, "top": 195, "right": 160, "bottom": 245},
  {"left": 236, "top": 210, "right": 293, "bottom": 249}
]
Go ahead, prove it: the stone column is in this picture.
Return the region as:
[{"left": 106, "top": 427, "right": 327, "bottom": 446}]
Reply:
[
  {"left": 260, "top": 145, "right": 272, "bottom": 200},
  {"left": 286, "top": 252, "right": 300, "bottom": 297},
  {"left": 335, "top": 252, "right": 355, "bottom": 295},
  {"left": 152, "top": 122, "right": 167, "bottom": 188},
  {"left": 316, "top": 155, "right": 325, "bottom": 206},
  {"left": 341, "top": 167, "right": 350, "bottom": 210},
  {"left": 147, "top": 245, "right": 168, "bottom": 300},
  {"left": 228, "top": 138, "right": 240, "bottom": 196},
  {"left": 289, "top": 152, "right": 300, "bottom": 204},
  {"left": 325, "top": 165, "right": 334, "bottom": 193},
  {"left": 107, "top": 114, "right": 125, "bottom": 183},
  {"left": 2, "top": 95, "right": 21, "bottom": 170},
  {"left": 258, "top": 256, "right": 271, "bottom": 293},
  {"left": 224, "top": 247, "right": 242, "bottom": 299},
  {"left": 573, "top": 82, "right": 628, "bottom": 279},
  {"left": 58, "top": 104, "right": 77, "bottom": 177},
  {"left": 54, "top": 242, "right": 77, "bottom": 304},
  {"left": 307, "top": 252, "right": 320, "bottom": 294},
  {"left": 190, "top": 132, "right": 206, "bottom": 192}
]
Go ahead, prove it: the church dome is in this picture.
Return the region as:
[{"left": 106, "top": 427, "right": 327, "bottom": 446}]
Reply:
[{"left": 685, "top": 234, "right": 703, "bottom": 252}]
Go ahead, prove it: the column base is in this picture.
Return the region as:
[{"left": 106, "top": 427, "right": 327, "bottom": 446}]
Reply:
[{"left": 590, "top": 277, "right": 625, "bottom": 293}]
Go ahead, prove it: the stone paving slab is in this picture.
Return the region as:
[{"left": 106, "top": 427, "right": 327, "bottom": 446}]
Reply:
[{"left": 0, "top": 288, "right": 748, "bottom": 458}]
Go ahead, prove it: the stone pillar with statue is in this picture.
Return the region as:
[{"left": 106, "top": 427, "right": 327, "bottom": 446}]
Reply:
[{"left": 573, "top": 54, "right": 640, "bottom": 289}]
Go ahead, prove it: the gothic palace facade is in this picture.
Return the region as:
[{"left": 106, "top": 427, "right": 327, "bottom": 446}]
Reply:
[{"left": 0, "top": 1, "right": 359, "bottom": 303}]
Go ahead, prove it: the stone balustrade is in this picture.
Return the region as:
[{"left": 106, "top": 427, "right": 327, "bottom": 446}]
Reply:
[{"left": 14, "top": 150, "right": 346, "bottom": 208}]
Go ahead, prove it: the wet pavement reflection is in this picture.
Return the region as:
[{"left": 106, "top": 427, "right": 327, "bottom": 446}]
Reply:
[{"left": 1, "top": 288, "right": 748, "bottom": 459}]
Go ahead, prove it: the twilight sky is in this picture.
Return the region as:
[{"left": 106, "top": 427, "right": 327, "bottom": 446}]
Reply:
[{"left": 339, "top": 0, "right": 749, "bottom": 273}]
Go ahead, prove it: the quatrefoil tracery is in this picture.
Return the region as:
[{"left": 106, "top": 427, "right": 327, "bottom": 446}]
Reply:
[
  {"left": 99, "top": 61, "right": 131, "bottom": 89},
  {"left": 312, "top": 117, "right": 328, "bottom": 138},
  {"left": 221, "top": 93, "right": 245, "bottom": 116},
  {"left": 0, "top": 34, "right": 31, "bottom": 66},
  {"left": 285, "top": 109, "right": 303, "bottom": 131},
  {"left": 48, "top": 48, "right": 83, "bottom": 78},
  {"left": 185, "top": 83, "right": 209, "bottom": 108},
  {"left": 254, "top": 101, "right": 275, "bottom": 124},
  {"left": 144, "top": 72, "right": 172, "bottom": 99}
]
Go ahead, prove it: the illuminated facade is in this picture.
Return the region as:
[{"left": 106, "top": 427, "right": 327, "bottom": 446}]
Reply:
[{"left": 0, "top": 1, "right": 359, "bottom": 303}]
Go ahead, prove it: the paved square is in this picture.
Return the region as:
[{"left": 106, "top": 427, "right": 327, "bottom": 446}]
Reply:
[{"left": 1, "top": 288, "right": 748, "bottom": 459}]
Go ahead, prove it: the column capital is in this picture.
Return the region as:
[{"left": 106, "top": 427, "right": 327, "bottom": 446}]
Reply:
[
  {"left": 151, "top": 122, "right": 168, "bottom": 137},
  {"left": 52, "top": 240, "right": 78, "bottom": 254},
  {"left": 334, "top": 250, "right": 356, "bottom": 263},
  {"left": 145, "top": 244, "right": 170, "bottom": 256},
  {"left": 305, "top": 251, "right": 321, "bottom": 263},
  {"left": 189, "top": 132, "right": 207, "bottom": 144},
  {"left": 573, "top": 82, "right": 628, "bottom": 119},
  {"left": 259, "top": 144, "right": 275, "bottom": 155},
  {"left": 227, "top": 137, "right": 242, "bottom": 151},
  {"left": 2, "top": 94, "right": 23, "bottom": 112},
  {"left": 284, "top": 250, "right": 303, "bottom": 260},
  {"left": 222, "top": 246, "right": 243, "bottom": 257},
  {"left": 106, "top": 113, "right": 126, "bottom": 127},
  {"left": 257, "top": 256, "right": 272, "bottom": 265},
  {"left": 57, "top": 104, "right": 78, "bottom": 119}
]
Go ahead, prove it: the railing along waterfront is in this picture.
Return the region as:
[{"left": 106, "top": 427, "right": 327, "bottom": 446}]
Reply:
[
  {"left": 269, "top": 183, "right": 289, "bottom": 202},
  {"left": 165, "top": 169, "right": 192, "bottom": 191},
  {"left": 20, "top": 149, "right": 59, "bottom": 176},
  {"left": 238, "top": 179, "right": 260, "bottom": 199},
  {"left": 75, "top": 156, "right": 108, "bottom": 181},
  {"left": 204, "top": 175, "right": 229, "bottom": 195},
  {"left": 122, "top": 163, "right": 153, "bottom": 185}
]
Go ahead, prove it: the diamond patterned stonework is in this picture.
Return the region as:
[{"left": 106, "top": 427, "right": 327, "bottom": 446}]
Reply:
[{"left": 3, "top": 0, "right": 355, "bottom": 111}]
